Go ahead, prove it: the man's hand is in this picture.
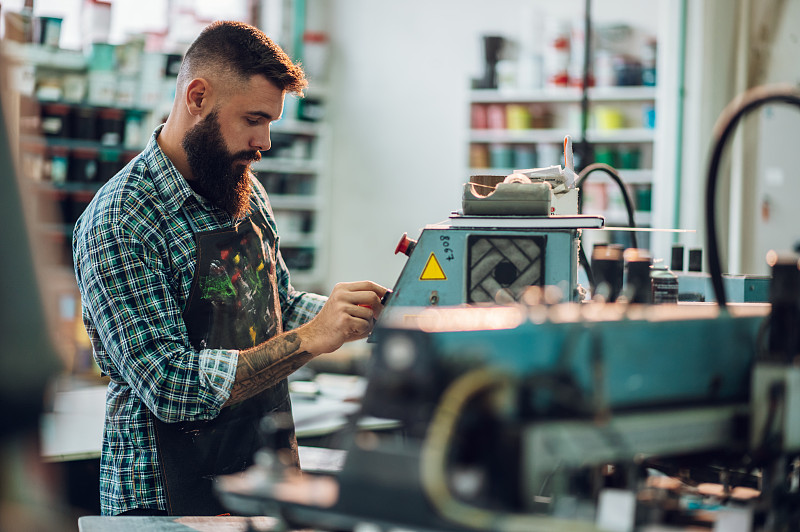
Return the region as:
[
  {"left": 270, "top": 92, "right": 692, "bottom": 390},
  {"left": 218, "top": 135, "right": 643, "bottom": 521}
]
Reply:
[
  {"left": 300, "top": 281, "right": 388, "bottom": 355},
  {"left": 225, "top": 280, "right": 387, "bottom": 406}
]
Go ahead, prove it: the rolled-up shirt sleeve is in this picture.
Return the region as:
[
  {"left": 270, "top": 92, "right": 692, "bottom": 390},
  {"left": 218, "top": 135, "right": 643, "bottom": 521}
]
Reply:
[{"left": 77, "top": 217, "right": 236, "bottom": 423}]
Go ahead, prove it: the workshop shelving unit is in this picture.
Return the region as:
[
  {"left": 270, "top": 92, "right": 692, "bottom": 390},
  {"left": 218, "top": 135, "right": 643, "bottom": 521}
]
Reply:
[
  {"left": 251, "top": 85, "right": 330, "bottom": 292},
  {"left": 2, "top": 40, "right": 162, "bottom": 374},
  {"left": 468, "top": 85, "right": 657, "bottom": 238}
]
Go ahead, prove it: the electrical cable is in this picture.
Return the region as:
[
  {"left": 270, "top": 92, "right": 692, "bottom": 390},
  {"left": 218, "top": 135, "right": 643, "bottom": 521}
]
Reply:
[
  {"left": 704, "top": 84, "right": 800, "bottom": 308},
  {"left": 577, "top": 163, "right": 639, "bottom": 249},
  {"left": 576, "top": 163, "right": 639, "bottom": 292},
  {"left": 419, "top": 368, "right": 604, "bottom": 532}
]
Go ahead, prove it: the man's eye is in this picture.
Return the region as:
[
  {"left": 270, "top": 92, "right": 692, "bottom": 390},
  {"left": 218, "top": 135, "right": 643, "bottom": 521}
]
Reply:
[{"left": 246, "top": 118, "right": 260, "bottom": 126}]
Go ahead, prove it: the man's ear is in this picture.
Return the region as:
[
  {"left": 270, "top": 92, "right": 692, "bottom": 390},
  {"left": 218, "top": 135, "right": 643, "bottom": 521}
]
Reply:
[{"left": 185, "top": 78, "right": 211, "bottom": 117}]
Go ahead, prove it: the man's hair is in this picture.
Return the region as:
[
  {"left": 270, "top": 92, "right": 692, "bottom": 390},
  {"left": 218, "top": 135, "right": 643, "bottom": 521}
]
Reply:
[{"left": 178, "top": 21, "right": 307, "bottom": 96}]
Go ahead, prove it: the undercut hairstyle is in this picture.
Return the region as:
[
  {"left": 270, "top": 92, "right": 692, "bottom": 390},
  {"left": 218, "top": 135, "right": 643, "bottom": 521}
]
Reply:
[{"left": 177, "top": 20, "right": 307, "bottom": 97}]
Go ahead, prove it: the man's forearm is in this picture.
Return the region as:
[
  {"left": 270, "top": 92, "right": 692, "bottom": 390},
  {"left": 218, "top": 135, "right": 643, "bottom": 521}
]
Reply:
[{"left": 224, "top": 331, "right": 314, "bottom": 406}]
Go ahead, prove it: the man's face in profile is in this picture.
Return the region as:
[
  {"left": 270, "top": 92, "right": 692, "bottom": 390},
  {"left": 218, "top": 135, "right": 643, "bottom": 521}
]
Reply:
[{"left": 181, "top": 108, "right": 261, "bottom": 219}]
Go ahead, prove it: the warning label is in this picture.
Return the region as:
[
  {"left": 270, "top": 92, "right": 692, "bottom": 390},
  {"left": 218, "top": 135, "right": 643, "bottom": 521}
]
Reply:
[{"left": 420, "top": 253, "right": 447, "bottom": 281}]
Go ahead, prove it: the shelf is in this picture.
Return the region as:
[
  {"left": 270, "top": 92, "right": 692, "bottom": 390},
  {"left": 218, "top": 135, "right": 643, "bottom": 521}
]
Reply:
[
  {"left": 468, "top": 168, "right": 653, "bottom": 185},
  {"left": 20, "top": 135, "right": 145, "bottom": 153},
  {"left": 2, "top": 41, "right": 87, "bottom": 70},
  {"left": 584, "top": 168, "right": 653, "bottom": 185},
  {"left": 469, "top": 86, "right": 657, "bottom": 104},
  {"left": 40, "top": 223, "right": 75, "bottom": 236},
  {"left": 279, "top": 235, "right": 319, "bottom": 248},
  {"left": 252, "top": 158, "right": 320, "bottom": 174},
  {"left": 31, "top": 181, "right": 105, "bottom": 193},
  {"left": 602, "top": 210, "right": 652, "bottom": 226},
  {"left": 272, "top": 119, "right": 323, "bottom": 136},
  {"left": 269, "top": 195, "right": 320, "bottom": 210},
  {"left": 470, "top": 128, "right": 655, "bottom": 144},
  {"left": 586, "top": 128, "right": 656, "bottom": 143}
]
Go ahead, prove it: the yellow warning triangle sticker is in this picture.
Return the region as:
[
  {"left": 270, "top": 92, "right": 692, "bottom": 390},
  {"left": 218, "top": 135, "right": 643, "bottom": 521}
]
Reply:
[{"left": 420, "top": 253, "right": 447, "bottom": 280}]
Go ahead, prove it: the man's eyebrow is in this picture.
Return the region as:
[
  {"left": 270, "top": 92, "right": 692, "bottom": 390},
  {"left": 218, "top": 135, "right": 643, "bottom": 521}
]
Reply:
[{"left": 247, "top": 111, "right": 276, "bottom": 120}]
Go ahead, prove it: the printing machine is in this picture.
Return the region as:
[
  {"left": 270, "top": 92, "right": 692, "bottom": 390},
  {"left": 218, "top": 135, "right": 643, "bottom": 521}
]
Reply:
[{"left": 216, "top": 86, "right": 800, "bottom": 531}]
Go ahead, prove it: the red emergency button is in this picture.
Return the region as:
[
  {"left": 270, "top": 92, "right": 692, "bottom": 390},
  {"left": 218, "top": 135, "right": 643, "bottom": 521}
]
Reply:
[{"left": 395, "top": 233, "right": 417, "bottom": 256}]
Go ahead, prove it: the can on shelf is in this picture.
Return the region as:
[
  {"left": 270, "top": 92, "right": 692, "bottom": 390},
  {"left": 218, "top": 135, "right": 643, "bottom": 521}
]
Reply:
[
  {"left": 41, "top": 103, "right": 71, "bottom": 137},
  {"left": 651, "top": 266, "right": 679, "bottom": 304},
  {"left": 69, "top": 147, "right": 99, "bottom": 182},
  {"left": 71, "top": 106, "right": 97, "bottom": 141},
  {"left": 98, "top": 108, "right": 125, "bottom": 146},
  {"left": 48, "top": 145, "right": 70, "bottom": 184}
]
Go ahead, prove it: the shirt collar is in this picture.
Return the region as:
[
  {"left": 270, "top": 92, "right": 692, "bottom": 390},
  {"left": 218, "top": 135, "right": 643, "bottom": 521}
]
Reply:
[{"left": 143, "top": 124, "right": 208, "bottom": 213}]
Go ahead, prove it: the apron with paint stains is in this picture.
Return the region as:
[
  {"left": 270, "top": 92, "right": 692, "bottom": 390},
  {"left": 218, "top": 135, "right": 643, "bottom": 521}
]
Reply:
[{"left": 153, "top": 199, "right": 298, "bottom": 516}]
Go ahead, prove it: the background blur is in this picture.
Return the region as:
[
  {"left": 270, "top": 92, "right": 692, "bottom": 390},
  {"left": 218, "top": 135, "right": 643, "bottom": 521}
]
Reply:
[{"left": 1, "top": 0, "right": 799, "bottom": 528}]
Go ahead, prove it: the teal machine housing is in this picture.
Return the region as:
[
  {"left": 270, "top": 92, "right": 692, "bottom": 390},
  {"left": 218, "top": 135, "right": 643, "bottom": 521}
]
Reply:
[{"left": 389, "top": 214, "right": 604, "bottom": 307}]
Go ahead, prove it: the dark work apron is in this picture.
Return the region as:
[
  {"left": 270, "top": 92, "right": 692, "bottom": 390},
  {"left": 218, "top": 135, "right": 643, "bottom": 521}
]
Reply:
[{"left": 152, "top": 199, "right": 298, "bottom": 516}]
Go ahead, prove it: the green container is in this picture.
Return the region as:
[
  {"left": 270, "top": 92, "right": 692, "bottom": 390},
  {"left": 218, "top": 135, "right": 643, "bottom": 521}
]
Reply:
[{"left": 88, "top": 42, "right": 116, "bottom": 72}]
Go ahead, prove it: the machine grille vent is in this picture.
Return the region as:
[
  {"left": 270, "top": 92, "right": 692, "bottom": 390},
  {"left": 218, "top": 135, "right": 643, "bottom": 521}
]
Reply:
[{"left": 467, "top": 236, "right": 545, "bottom": 303}]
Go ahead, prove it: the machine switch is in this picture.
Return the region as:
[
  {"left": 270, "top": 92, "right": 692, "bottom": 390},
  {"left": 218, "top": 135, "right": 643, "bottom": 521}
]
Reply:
[{"left": 395, "top": 233, "right": 417, "bottom": 256}]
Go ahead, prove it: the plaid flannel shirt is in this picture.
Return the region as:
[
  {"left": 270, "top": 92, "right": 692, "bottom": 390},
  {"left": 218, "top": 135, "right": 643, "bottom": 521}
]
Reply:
[{"left": 72, "top": 126, "right": 327, "bottom": 515}]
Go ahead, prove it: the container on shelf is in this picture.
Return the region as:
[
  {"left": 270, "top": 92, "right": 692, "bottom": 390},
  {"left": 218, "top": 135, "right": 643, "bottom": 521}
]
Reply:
[
  {"left": 282, "top": 248, "right": 315, "bottom": 271},
  {"left": 471, "top": 104, "right": 488, "bottom": 129},
  {"left": 530, "top": 104, "right": 553, "bottom": 128},
  {"left": 536, "top": 143, "right": 561, "bottom": 167},
  {"left": 98, "top": 107, "right": 125, "bottom": 145},
  {"left": 62, "top": 74, "right": 88, "bottom": 103},
  {"left": 97, "top": 148, "right": 121, "bottom": 182},
  {"left": 124, "top": 109, "right": 146, "bottom": 149},
  {"left": 69, "top": 191, "right": 96, "bottom": 224},
  {"left": 618, "top": 146, "right": 641, "bottom": 169},
  {"left": 82, "top": 0, "right": 112, "bottom": 49},
  {"left": 302, "top": 31, "right": 330, "bottom": 82},
  {"left": 487, "top": 104, "right": 506, "bottom": 129},
  {"left": 115, "top": 75, "right": 139, "bottom": 108},
  {"left": 48, "top": 145, "right": 70, "bottom": 184},
  {"left": 489, "top": 143, "right": 513, "bottom": 168},
  {"left": 594, "top": 106, "right": 625, "bottom": 130},
  {"left": 71, "top": 106, "right": 98, "bottom": 140},
  {"left": 506, "top": 104, "right": 531, "bottom": 130},
  {"left": 635, "top": 185, "right": 652, "bottom": 212},
  {"left": 87, "top": 71, "right": 117, "bottom": 107},
  {"left": 33, "top": 16, "right": 62, "bottom": 48},
  {"left": 36, "top": 77, "right": 63, "bottom": 101},
  {"left": 41, "top": 103, "right": 71, "bottom": 137},
  {"left": 643, "top": 104, "right": 656, "bottom": 129},
  {"left": 513, "top": 145, "right": 537, "bottom": 169},
  {"left": 20, "top": 140, "right": 47, "bottom": 181},
  {"left": 88, "top": 42, "right": 116, "bottom": 72},
  {"left": 594, "top": 146, "right": 617, "bottom": 167},
  {"left": 469, "top": 145, "right": 489, "bottom": 169},
  {"left": 69, "top": 147, "right": 99, "bottom": 183},
  {"left": 642, "top": 39, "right": 657, "bottom": 87}
]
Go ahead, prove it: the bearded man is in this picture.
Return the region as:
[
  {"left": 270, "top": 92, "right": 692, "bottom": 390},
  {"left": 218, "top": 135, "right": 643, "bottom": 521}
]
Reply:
[{"left": 72, "top": 21, "right": 386, "bottom": 517}]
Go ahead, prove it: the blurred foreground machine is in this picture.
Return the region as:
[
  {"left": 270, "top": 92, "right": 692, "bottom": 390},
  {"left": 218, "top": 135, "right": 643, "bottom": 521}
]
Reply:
[
  {"left": 217, "top": 89, "right": 800, "bottom": 530},
  {"left": 219, "top": 299, "right": 800, "bottom": 531}
]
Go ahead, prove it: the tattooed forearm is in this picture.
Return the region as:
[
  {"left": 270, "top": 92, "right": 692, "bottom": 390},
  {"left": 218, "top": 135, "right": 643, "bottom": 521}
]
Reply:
[{"left": 224, "top": 332, "right": 314, "bottom": 406}]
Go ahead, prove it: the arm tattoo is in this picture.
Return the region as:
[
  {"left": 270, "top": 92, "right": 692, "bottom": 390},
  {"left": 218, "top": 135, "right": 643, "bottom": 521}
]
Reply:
[{"left": 225, "top": 332, "right": 313, "bottom": 406}]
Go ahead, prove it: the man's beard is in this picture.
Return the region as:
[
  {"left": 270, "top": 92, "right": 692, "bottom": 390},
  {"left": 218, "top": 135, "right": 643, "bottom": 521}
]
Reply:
[{"left": 182, "top": 109, "right": 261, "bottom": 218}]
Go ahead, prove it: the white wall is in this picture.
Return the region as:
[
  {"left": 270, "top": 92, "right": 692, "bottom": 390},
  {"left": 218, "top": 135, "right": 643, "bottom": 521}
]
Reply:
[
  {"left": 749, "top": 0, "right": 800, "bottom": 274},
  {"left": 322, "top": 0, "right": 659, "bottom": 292},
  {"left": 675, "top": 0, "right": 740, "bottom": 267}
]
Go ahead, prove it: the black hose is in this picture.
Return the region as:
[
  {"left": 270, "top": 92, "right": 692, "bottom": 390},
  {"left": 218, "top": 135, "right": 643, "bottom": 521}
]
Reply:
[
  {"left": 579, "top": 244, "right": 595, "bottom": 292},
  {"left": 577, "top": 162, "right": 639, "bottom": 249},
  {"left": 704, "top": 85, "right": 800, "bottom": 308}
]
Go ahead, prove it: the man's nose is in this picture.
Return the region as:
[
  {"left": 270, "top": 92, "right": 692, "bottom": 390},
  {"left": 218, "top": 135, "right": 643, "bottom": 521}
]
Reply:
[{"left": 252, "top": 126, "right": 271, "bottom": 151}]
